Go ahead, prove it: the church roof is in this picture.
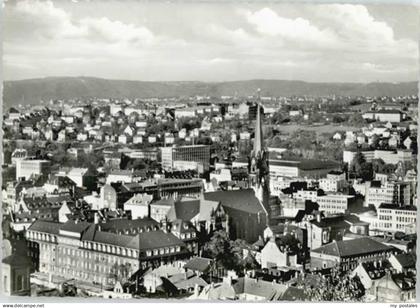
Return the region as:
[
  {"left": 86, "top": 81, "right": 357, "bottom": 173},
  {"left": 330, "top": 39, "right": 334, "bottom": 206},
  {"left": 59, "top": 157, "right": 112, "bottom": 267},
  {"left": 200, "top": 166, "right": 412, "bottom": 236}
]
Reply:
[{"left": 204, "top": 189, "right": 267, "bottom": 215}]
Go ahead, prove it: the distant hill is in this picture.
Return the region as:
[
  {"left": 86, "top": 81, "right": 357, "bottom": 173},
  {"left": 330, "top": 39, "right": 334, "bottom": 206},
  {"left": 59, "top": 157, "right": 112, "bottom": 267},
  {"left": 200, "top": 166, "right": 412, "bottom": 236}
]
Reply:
[{"left": 3, "top": 76, "right": 418, "bottom": 108}]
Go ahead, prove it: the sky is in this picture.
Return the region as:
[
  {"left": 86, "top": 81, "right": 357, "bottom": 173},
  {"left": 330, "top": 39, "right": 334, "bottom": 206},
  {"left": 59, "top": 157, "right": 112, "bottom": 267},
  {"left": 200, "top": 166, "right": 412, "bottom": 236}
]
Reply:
[{"left": 3, "top": 0, "right": 419, "bottom": 83}]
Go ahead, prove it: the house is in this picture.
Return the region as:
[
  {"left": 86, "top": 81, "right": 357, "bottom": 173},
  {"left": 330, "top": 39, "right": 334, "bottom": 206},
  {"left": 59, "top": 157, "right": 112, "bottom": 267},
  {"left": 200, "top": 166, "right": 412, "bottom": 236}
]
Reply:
[
  {"left": 133, "top": 135, "right": 143, "bottom": 144},
  {"left": 102, "top": 281, "right": 132, "bottom": 299},
  {"left": 77, "top": 132, "right": 88, "bottom": 141},
  {"left": 183, "top": 257, "right": 214, "bottom": 276},
  {"left": 234, "top": 276, "right": 307, "bottom": 301},
  {"left": 389, "top": 253, "right": 416, "bottom": 273},
  {"left": 43, "top": 174, "right": 76, "bottom": 194},
  {"left": 59, "top": 167, "right": 96, "bottom": 190},
  {"left": 118, "top": 134, "right": 132, "bottom": 144},
  {"left": 304, "top": 213, "right": 369, "bottom": 250},
  {"left": 260, "top": 236, "right": 304, "bottom": 270},
  {"left": 351, "top": 260, "right": 390, "bottom": 300},
  {"left": 375, "top": 272, "right": 416, "bottom": 302},
  {"left": 2, "top": 253, "right": 32, "bottom": 296},
  {"left": 150, "top": 198, "right": 175, "bottom": 223},
  {"left": 57, "top": 129, "right": 67, "bottom": 142},
  {"left": 167, "top": 219, "right": 198, "bottom": 255}
]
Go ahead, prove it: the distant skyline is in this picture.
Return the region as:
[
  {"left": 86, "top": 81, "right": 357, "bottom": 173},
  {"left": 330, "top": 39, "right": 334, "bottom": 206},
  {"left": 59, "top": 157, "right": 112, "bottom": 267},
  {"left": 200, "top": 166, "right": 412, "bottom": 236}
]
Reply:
[{"left": 3, "top": 0, "right": 419, "bottom": 83}]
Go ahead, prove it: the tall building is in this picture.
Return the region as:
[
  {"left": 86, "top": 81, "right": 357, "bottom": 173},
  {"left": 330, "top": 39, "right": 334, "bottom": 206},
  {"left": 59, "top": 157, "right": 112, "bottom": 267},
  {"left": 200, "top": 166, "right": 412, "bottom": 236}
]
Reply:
[{"left": 161, "top": 145, "right": 211, "bottom": 172}]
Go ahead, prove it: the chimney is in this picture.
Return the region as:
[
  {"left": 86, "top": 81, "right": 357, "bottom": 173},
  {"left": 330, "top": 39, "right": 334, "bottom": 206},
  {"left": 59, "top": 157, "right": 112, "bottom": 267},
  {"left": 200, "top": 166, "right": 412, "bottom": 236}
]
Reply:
[
  {"left": 94, "top": 212, "right": 100, "bottom": 224},
  {"left": 316, "top": 212, "right": 322, "bottom": 223},
  {"left": 193, "top": 284, "right": 199, "bottom": 297}
]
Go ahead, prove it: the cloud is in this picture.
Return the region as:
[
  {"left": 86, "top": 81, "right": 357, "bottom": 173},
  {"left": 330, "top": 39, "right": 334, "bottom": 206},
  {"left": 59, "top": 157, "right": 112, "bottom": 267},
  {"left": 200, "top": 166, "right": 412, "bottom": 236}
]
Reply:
[
  {"left": 245, "top": 8, "right": 336, "bottom": 45},
  {"left": 79, "top": 17, "right": 154, "bottom": 45},
  {"left": 7, "top": 0, "right": 155, "bottom": 45},
  {"left": 3, "top": 1, "right": 418, "bottom": 82}
]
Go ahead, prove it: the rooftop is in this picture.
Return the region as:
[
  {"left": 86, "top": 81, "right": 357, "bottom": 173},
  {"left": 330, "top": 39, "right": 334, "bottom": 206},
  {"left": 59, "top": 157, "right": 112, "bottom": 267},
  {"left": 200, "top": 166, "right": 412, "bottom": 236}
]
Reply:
[
  {"left": 204, "top": 189, "right": 267, "bottom": 214},
  {"left": 311, "top": 237, "right": 394, "bottom": 258}
]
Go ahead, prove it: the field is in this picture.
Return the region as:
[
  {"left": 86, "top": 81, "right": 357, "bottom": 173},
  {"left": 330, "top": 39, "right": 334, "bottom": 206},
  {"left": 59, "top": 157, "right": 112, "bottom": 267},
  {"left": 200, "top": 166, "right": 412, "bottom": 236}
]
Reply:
[{"left": 275, "top": 124, "right": 359, "bottom": 135}]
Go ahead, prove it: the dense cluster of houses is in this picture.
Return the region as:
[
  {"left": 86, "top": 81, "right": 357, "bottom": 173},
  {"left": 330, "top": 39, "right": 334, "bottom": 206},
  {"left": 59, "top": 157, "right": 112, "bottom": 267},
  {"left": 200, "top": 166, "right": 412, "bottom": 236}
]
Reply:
[{"left": 1, "top": 96, "right": 417, "bottom": 302}]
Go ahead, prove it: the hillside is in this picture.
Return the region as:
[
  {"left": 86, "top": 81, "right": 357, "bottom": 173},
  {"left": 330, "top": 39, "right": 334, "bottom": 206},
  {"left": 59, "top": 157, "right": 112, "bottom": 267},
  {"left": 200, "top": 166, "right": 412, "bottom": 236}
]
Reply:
[{"left": 3, "top": 76, "right": 418, "bottom": 108}]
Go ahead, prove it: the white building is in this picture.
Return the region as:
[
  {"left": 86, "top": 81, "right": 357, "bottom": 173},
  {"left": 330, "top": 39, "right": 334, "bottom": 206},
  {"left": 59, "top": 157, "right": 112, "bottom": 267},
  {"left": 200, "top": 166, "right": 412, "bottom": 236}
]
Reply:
[
  {"left": 209, "top": 169, "right": 232, "bottom": 184},
  {"left": 319, "top": 172, "right": 347, "bottom": 192},
  {"left": 124, "top": 193, "right": 153, "bottom": 219},
  {"left": 377, "top": 204, "right": 416, "bottom": 234},
  {"left": 316, "top": 194, "right": 353, "bottom": 215},
  {"left": 365, "top": 183, "right": 394, "bottom": 209},
  {"left": 16, "top": 159, "right": 50, "bottom": 181}
]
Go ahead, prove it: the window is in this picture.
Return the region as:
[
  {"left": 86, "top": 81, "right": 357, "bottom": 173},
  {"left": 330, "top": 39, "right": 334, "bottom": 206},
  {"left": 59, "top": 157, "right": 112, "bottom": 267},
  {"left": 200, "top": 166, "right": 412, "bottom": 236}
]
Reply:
[
  {"left": 3, "top": 276, "right": 8, "bottom": 292},
  {"left": 17, "top": 275, "right": 24, "bottom": 291}
]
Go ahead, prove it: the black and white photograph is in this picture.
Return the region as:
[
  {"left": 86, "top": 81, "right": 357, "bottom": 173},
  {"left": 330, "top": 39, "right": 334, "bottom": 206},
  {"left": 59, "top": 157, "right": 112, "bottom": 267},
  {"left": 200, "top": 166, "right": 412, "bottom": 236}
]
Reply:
[{"left": 0, "top": 0, "right": 418, "bottom": 304}]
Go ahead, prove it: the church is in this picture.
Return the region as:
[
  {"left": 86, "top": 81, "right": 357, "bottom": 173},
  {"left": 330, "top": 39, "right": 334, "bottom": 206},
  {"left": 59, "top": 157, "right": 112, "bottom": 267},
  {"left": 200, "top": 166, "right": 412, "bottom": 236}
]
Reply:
[{"left": 203, "top": 90, "right": 279, "bottom": 243}]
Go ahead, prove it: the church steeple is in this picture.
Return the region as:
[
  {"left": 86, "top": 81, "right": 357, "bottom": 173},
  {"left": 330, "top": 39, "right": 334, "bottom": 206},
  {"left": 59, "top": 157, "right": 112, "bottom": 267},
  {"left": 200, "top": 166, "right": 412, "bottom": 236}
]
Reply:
[
  {"left": 249, "top": 88, "right": 269, "bottom": 205},
  {"left": 253, "top": 88, "right": 263, "bottom": 155}
]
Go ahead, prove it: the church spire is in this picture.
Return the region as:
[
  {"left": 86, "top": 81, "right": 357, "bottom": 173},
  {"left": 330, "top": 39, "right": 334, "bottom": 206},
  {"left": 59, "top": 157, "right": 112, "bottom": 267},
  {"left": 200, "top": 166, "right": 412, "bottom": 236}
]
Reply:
[{"left": 253, "top": 88, "right": 263, "bottom": 154}]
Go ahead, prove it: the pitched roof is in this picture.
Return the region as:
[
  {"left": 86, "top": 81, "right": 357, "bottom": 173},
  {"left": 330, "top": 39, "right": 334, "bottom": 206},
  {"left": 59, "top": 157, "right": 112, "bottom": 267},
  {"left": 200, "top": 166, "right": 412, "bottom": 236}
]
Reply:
[
  {"left": 393, "top": 253, "right": 416, "bottom": 269},
  {"left": 91, "top": 231, "right": 140, "bottom": 250},
  {"left": 310, "top": 215, "right": 350, "bottom": 229},
  {"left": 60, "top": 220, "right": 92, "bottom": 234},
  {"left": 167, "top": 200, "right": 200, "bottom": 221},
  {"left": 138, "top": 230, "right": 185, "bottom": 250},
  {"left": 2, "top": 254, "right": 32, "bottom": 266},
  {"left": 184, "top": 257, "right": 213, "bottom": 273},
  {"left": 311, "top": 237, "right": 394, "bottom": 258},
  {"left": 170, "top": 219, "right": 197, "bottom": 234},
  {"left": 281, "top": 287, "right": 307, "bottom": 301},
  {"left": 198, "top": 199, "right": 220, "bottom": 221},
  {"left": 28, "top": 220, "right": 61, "bottom": 234},
  {"left": 204, "top": 189, "right": 267, "bottom": 214},
  {"left": 234, "top": 277, "right": 288, "bottom": 300},
  {"left": 99, "top": 217, "right": 159, "bottom": 234}
]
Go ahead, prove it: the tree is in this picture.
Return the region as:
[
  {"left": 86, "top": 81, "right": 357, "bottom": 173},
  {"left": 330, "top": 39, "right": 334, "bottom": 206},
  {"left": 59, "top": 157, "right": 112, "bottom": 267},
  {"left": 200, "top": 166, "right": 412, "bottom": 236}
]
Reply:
[
  {"left": 109, "top": 262, "right": 132, "bottom": 285},
  {"left": 229, "top": 239, "right": 259, "bottom": 273},
  {"left": 349, "top": 152, "right": 366, "bottom": 176},
  {"left": 301, "top": 266, "right": 365, "bottom": 301},
  {"left": 348, "top": 113, "right": 365, "bottom": 127},
  {"left": 203, "top": 230, "right": 231, "bottom": 262}
]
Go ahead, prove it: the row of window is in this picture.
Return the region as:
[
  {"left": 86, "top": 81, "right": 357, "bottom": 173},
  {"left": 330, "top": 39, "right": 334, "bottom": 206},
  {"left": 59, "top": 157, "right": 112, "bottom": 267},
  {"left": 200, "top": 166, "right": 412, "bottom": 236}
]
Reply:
[
  {"left": 396, "top": 216, "right": 416, "bottom": 223},
  {"left": 81, "top": 241, "right": 138, "bottom": 258},
  {"left": 27, "top": 231, "right": 57, "bottom": 243},
  {"left": 145, "top": 246, "right": 181, "bottom": 257},
  {"left": 378, "top": 215, "right": 392, "bottom": 221},
  {"left": 180, "top": 232, "right": 196, "bottom": 240}
]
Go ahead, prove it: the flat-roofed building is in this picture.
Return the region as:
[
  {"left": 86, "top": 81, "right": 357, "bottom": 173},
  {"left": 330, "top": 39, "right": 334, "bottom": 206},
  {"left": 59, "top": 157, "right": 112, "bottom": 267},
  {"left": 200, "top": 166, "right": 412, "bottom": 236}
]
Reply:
[
  {"left": 269, "top": 159, "right": 340, "bottom": 180},
  {"left": 16, "top": 159, "right": 50, "bottom": 181},
  {"left": 377, "top": 204, "right": 416, "bottom": 234},
  {"left": 161, "top": 145, "right": 210, "bottom": 172},
  {"left": 316, "top": 194, "right": 353, "bottom": 215}
]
